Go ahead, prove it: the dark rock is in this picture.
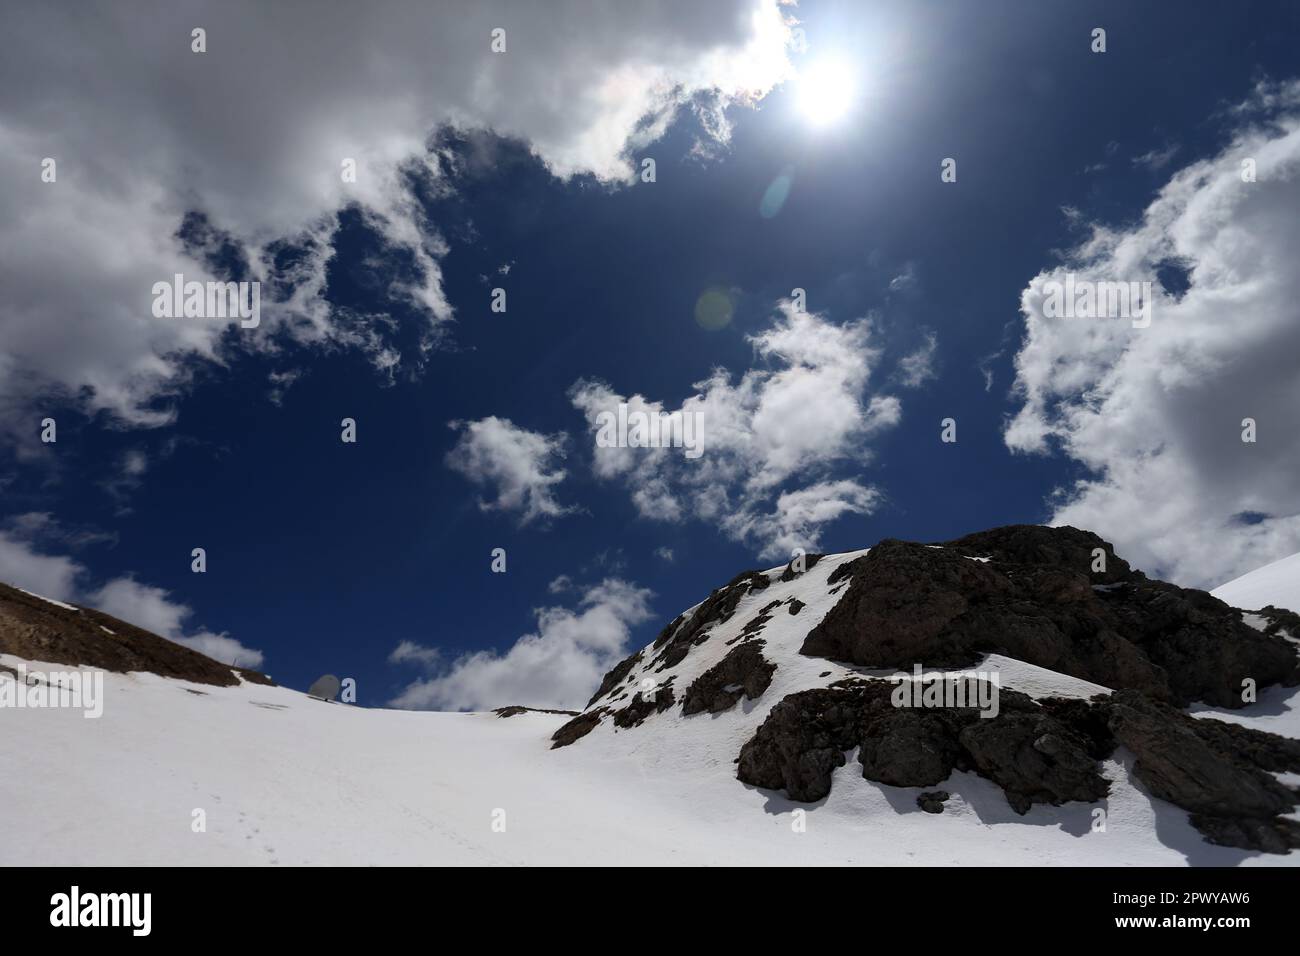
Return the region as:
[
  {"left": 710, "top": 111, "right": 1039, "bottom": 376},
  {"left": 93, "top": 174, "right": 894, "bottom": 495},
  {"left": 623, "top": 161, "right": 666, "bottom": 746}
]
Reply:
[
  {"left": 494, "top": 705, "right": 580, "bottom": 719},
  {"left": 682, "top": 642, "right": 776, "bottom": 715},
  {"left": 738, "top": 675, "right": 1300, "bottom": 852},
  {"left": 958, "top": 708, "right": 1109, "bottom": 810},
  {"left": 859, "top": 709, "right": 963, "bottom": 787},
  {"left": 650, "top": 571, "right": 773, "bottom": 672},
  {"left": 1256, "top": 605, "right": 1300, "bottom": 641},
  {"left": 943, "top": 524, "right": 1133, "bottom": 583},
  {"left": 1100, "top": 689, "right": 1300, "bottom": 848},
  {"left": 736, "top": 685, "right": 869, "bottom": 800},
  {"left": 550, "top": 709, "right": 607, "bottom": 749},
  {"left": 780, "top": 553, "right": 823, "bottom": 582},
  {"left": 799, "top": 527, "right": 1299, "bottom": 708},
  {"left": 586, "top": 650, "right": 642, "bottom": 708},
  {"left": 0, "top": 581, "right": 274, "bottom": 688},
  {"left": 787, "top": 599, "right": 805, "bottom": 615},
  {"left": 1189, "top": 815, "right": 1300, "bottom": 855},
  {"left": 612, "top": 679, "right": 676, "bottom": 728},
  {"left": 917, "top": 791, "right": 949, "bottom": 813}
]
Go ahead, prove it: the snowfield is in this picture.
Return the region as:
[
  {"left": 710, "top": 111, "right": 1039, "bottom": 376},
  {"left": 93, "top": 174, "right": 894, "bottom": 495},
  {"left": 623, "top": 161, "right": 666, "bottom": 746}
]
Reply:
[
  {"left": 3, "top": 546, "right": 1298, "bottom": 866},
  {"left": 1213, "top": 551, "right": 1300, "bottom": 618},
  {"left": 1194, "top": 552, "right": 1300, "bottom": 745}
]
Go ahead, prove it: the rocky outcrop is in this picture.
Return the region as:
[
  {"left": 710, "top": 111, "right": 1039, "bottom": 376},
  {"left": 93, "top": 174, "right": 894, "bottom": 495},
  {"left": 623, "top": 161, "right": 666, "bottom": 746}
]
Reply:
[
  {"left": 1256, "top": 605, "right": 1300, "bottom": 641},
  {"left": 645, "top": 570, "right": 771, "bottom": 673},
  {"left": 738, "top": 680, "right": 1108, "bottom": 809},
  {"left": 780, "top": 553, "right": 823, "bottom": 582},
  {"left": 0, "top": 582, "right": 273, "bottom": 688},
  {"left": 917, "top": 791, "right": 949, "bottom": 813},
  {"left": 682, "top": 641, "right": 776, "bottom": 715},
  {"left": 551, "top": 708, "right": 607, "bottom": 749},
  {"left": 612, "top": 679, "right": 676, "bottom": 728},
  {"left": 494, "top": 705, "right": 579, "bottom": 719},
  {"left": 1102, "top": 690, "right": 1300, "bottom": 852},
  {"left": 737, "top": 678, "right": 1300, "bottom": 852},
  {"left": 586, "top": 650, "right": 643, "bottom": 708},
  {"left": 558, "top": 524, "right": 1300, "bottom": 853},
  {"left": 800, "top": 527, "right": 1299, "bottom": 708}
]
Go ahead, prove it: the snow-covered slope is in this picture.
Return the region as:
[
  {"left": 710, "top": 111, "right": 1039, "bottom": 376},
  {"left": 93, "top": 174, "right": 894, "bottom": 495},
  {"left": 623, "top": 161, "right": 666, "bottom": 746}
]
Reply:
[
  {"left": 3, "top": 527, "right": 1299, "bottom": 866},
  {"left": 1213, "top": 551, "right": 1300, "bottom": 615},
  {"left": 0, "top": 641, "right": 1280, "bottom": 867},
  {"left": 1193, "top": 553, "right": 1300, "bottom": 748}
]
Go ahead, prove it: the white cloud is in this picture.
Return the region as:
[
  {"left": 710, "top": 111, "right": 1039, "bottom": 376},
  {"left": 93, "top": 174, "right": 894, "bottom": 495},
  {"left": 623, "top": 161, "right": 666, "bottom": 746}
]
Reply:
[
  {"left": 888, "top": 262, "right": 919, "bottom": 294},
  {"left": 0, "top": 531, "right": 82, "bottom": 603},
  {"left": 0, "top": 528, "right": 263, "bottom": 668},
  {"left": 1006, "top": 79, "right": 1300, "bottom": 588},
  {"left": 389, "top": 578, "right": 654, "bottom": 711},
  {"left": 654, "top": 546, "right": 675, "bottom": 562},
  {"left": 387, "top": 640, "right": 442, "bottom": 670},
  {"left": 0, "top": 1, "right": 794, "bottom": 440},
  {"left": 896, "top": 331, "right": 938, "bottom": 387},
  {"left": 88, "top": 577, "right": 264, "bottom": 669},
  {"left": 570, "top": 301, "right": 902, "bottom": 558},
  {"left": 445, "top": 417, "right": 573, "bottom": 524},
  {"left": 1131, "top": 143, "right": 1181, "bottom": 170}
]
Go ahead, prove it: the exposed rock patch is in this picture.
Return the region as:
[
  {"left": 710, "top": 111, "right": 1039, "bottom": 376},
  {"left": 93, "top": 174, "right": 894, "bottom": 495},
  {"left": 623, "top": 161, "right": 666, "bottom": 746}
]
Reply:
[
  {"left": 917, "top": 791, "right": 949, "bottom": 813},
  {"left": 0, "top": 582, "right": 273, "bottom": 687},
  {"left": 612, "top": 679, "right": 676, "bottom": 728},
  {"left": 780, "top": 553, "right": 823, "bottom": 582},
  {"left": 586, "top": 650, "right": 642, "bottom": 708},
  {"left": 682, "top": 642, "right": 776, "bottom": 715},
  {"left": 551, "top": 708, "right": 607, "bottom": 749},
  {"left": 1103, "top": 690, "right": 1300, "bottom": 852},
  {"left": 800, "top": 527, "right": 1299, "bottom": 708},
  {"left": 1256, "top": 605, "right": 1300, "bottom": 641},
  {"left": 494, "top": 705, "right": 579, "bottom": 719},
  {"left": 618, "top": 572, "right": 769, "bottom": 676},
  {"left": 737, "top": 678, "right": 1300, "bottom": 852}
]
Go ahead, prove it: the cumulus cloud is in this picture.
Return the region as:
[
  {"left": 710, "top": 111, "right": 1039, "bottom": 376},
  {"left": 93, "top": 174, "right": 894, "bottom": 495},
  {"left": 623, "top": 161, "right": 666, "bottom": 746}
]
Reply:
[
  {"left": 0, "top": 526, "right": 263, "bottom": 668},
  {"left": 1006, "top": 79, "right": 1300, "bottom": 588},
  {"left": 0, "top": 1, "right": 794, "bottom": 439},
  {"left": 0, "top": 531, "right": 82, "bottom": 603},
  {"left": 445, "top": 417, "right": 573, "bottom": 524},
  {"left": 88, "top": 577, "right": 263, "bottom": 669},
  {"left": 570, "top": 301, "right": 902, "bottom": 558},
  {"left": 389, "top": 578, "right": 654, "bottom": 711}
]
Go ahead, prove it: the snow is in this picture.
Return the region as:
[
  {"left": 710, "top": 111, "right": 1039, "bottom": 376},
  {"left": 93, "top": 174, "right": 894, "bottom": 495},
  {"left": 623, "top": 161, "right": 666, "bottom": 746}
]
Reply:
[
  {"left": 3, "top": 544, "right": 1295, "bottom": 865},
  {"left": 14, "top": 587, "right": 80, "bottom": 612},
  {"left": 1212, "top": 551, "right": 1300, "bottom": 614},
  {"left": 1191, "top": 554, "right": 1300, "bottom": 742}
]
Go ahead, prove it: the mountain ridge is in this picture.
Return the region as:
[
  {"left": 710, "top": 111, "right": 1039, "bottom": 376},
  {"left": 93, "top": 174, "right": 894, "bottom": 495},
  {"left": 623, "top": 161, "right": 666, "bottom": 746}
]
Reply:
[{"left": 555, "top": 525, "right": 1300, "bottom": 853}]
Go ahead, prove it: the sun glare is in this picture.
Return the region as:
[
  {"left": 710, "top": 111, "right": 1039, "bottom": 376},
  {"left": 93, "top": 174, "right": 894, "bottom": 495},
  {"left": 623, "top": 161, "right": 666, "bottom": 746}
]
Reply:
[{"left": 796, "top": 58, "right": 857, "bottom": 128}]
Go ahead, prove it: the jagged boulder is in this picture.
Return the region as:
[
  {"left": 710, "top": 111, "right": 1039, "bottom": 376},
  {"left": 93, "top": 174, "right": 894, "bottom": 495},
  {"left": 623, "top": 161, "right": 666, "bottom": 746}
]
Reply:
[
  {"left": 738, "top": 678, "right": 1300, "bottom": 852},
  {"left": 800, "top": 527, "right": 1299, "bottom": 708},
  {"left": 682, "top": 641, "right": 776, "bottom": 715}
]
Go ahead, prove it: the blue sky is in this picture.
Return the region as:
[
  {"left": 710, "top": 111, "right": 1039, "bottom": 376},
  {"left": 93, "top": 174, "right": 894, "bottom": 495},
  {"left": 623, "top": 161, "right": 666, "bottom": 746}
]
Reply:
[{"left": 3, "top": 0, "right": 1300, "bottom": 709}]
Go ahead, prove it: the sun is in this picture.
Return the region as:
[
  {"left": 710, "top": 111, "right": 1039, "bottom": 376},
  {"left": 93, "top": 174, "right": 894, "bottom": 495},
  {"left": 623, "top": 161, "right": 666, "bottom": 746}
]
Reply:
[{"left": 795, "top": 58, "right": 858, "bottom": 128}]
